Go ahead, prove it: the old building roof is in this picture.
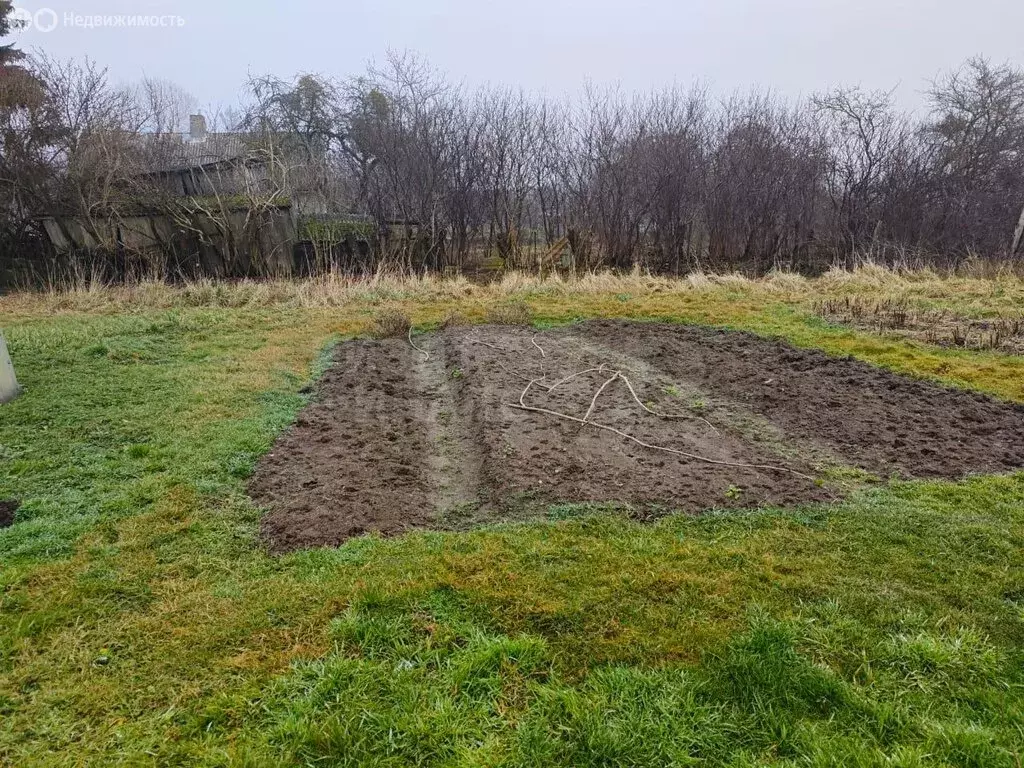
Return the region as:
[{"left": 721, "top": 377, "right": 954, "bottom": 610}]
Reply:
[
  {"left": 138, "top": 114, "right": 267, "bottom": 174},
  {"left": 141, "top": 133, "right": 253, "bottom": 174}
]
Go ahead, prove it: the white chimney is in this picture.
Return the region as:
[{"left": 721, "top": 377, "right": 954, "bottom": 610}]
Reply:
[{"left": 189, "top": 114, "right": 208, "bottom": 142}]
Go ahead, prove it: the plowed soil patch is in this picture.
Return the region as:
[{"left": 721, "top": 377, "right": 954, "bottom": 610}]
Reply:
[
  {"left": 251, "top": 321, "right": 1024, "bottom": 553},
  {"left": 0, "top": 500, "right": 18, "bottom": 529}
]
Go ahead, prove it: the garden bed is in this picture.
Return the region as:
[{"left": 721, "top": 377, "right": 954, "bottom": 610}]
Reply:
[{"left": 251, "top": 321, "right": 1024, "bottom": 552}]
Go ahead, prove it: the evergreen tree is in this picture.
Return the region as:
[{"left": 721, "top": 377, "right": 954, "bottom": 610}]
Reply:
[{"left": 0, "top": 0, "right": 24, "bottom": 65}]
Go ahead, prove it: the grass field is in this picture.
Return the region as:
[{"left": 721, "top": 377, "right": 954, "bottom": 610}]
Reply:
[{"left": 1, "top": 266, "right": 1022, "bottom": 766}]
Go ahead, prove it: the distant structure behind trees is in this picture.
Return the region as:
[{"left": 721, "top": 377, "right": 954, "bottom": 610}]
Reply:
[{"left": 1, "top": 20, "right": 1023, "bottom": 287}]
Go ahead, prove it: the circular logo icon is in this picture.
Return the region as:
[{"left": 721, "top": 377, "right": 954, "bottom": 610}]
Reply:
[
  {"left": 34, "top": 8, "right": 59, "bottom": 33},
  {"left": 10, "top": 7, "right": 58, "bottom": 32}
]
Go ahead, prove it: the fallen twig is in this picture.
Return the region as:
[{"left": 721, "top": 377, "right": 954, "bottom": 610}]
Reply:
[
  {"left": 409, "top": 327, "right": 430, "bottom": 361},
  {"left": 509, "top": 380, "right": 815, "bottom": 480},
  {"left": 531, "top": 335, "right": 546, "bottom": 359},
  {"left": 618, "top": 374, "right": 721, "bottom": 435},
  {"left": 584, "top": 373, "right": 621, "bottom": 423},
  {"left": 540, "top": 366, "right": 609, "bottom": 393},
  {"left": 469, "top": 337, "right": 509, "bottom": 353}
]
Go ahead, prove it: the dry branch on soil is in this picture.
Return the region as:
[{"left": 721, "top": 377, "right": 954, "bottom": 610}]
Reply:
[
  {"left": 508, "top": 377, "right": 816, "bottom": 481},
  {"left": 584, "top": 373, "right": 622, "bottom": 424},
  {"left": 617, "top": 374, "right": 721, "bottom": 435},
  {"left": 464, "top": 328, "right": 811, "bottom": 480},
  {"left": 408, "top": 327, "right": 430, "bottom": 360},
  {"left": 469, "top": 337, "right": 510, "bottom": 353},
  {"left": 531, "top": 336, "right": 547, "bottom": 358}
]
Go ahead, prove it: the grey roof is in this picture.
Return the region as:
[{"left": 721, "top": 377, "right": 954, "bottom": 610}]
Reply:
[{"left": 140, "top": 133, "right": 253, "bottom": 174}]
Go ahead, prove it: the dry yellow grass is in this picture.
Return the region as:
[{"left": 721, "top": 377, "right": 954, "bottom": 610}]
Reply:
[{"left": 5, "top": 262, "right": 1023, "bottom": 319}]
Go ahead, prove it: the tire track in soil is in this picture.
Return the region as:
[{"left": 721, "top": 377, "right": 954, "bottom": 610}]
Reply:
[{"left": 409, "top": 334, "right": 488, "bottom": 528}]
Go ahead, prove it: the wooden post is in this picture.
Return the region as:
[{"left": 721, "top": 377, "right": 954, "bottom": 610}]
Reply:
[
  {"left": 0, "top": 333, "right": 21, "bottom": 404},
  {"left": 1012, "top": 203, "right": 1024, "bottom": 258}
]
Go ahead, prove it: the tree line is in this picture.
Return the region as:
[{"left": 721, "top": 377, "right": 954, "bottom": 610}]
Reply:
[
  {"left": 244, "top": 52, "right": 1024, "bottom": 274},
  {"left": 1, "top": 14, "right": 1023, "bottom": 280}
]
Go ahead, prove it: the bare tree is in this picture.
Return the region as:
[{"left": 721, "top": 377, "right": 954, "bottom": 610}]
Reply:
[
  {"left": 812, "top": 86, "right": 910, "bottom": 255},
  {"left": 132, "top": 77, "right": 197, "bottom": 134},
  {"left": 925, "top": 57, "right": 1024, "bottom": 258},
  {"left": 6, "top": 48, "right": 1024, "bottom": 286}
]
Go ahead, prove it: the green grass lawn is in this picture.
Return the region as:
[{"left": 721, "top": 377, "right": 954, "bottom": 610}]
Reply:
[{"left": 1, "top": 284, "right": 1022, "bottom": 766}]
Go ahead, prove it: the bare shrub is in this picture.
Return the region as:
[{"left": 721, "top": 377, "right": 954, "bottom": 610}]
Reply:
[
  {"left": 485, "top": 302, "right": 532, "bottom": 326},
  {"left": 371, "top": 309, "right": 412, "bottom": 339}
]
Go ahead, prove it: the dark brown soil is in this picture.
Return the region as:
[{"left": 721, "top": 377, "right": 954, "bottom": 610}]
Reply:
[
  {"left": 574, "top": 321, "right": 1024, "bottom": 479},
  {"left": 0, "top": 500, "right": 19, "bottom": 529},
  {"left": 250, "top": 321, "right": 1024, "bottom": 553},
  {"left": 251, "top": 341, "right": 439, "bottom": 553}
]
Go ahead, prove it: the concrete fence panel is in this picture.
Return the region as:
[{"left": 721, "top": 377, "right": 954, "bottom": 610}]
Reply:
[{"left": 0, "top": 334, "right": 21, "bottom": 404}]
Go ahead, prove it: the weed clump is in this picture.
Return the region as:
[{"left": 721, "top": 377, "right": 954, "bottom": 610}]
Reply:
[
  {"left": 485, "top": 301, "right": 532, "bottom": 326},
  {"left": 371, "top": 310, "right": 412, "bottom": 339},
  {"left": 441, "top": 311, "right": 470, "bottom": 329}
]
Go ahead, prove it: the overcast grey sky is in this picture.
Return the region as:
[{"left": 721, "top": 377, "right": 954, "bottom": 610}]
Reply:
[{"left": 7, "top": 0, "right": 1024, "bottom": 113}]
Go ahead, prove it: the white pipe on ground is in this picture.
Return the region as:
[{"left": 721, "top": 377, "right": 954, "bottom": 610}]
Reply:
[{"left": 0, "top": 333, "right": 21, "bottom": 404}]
